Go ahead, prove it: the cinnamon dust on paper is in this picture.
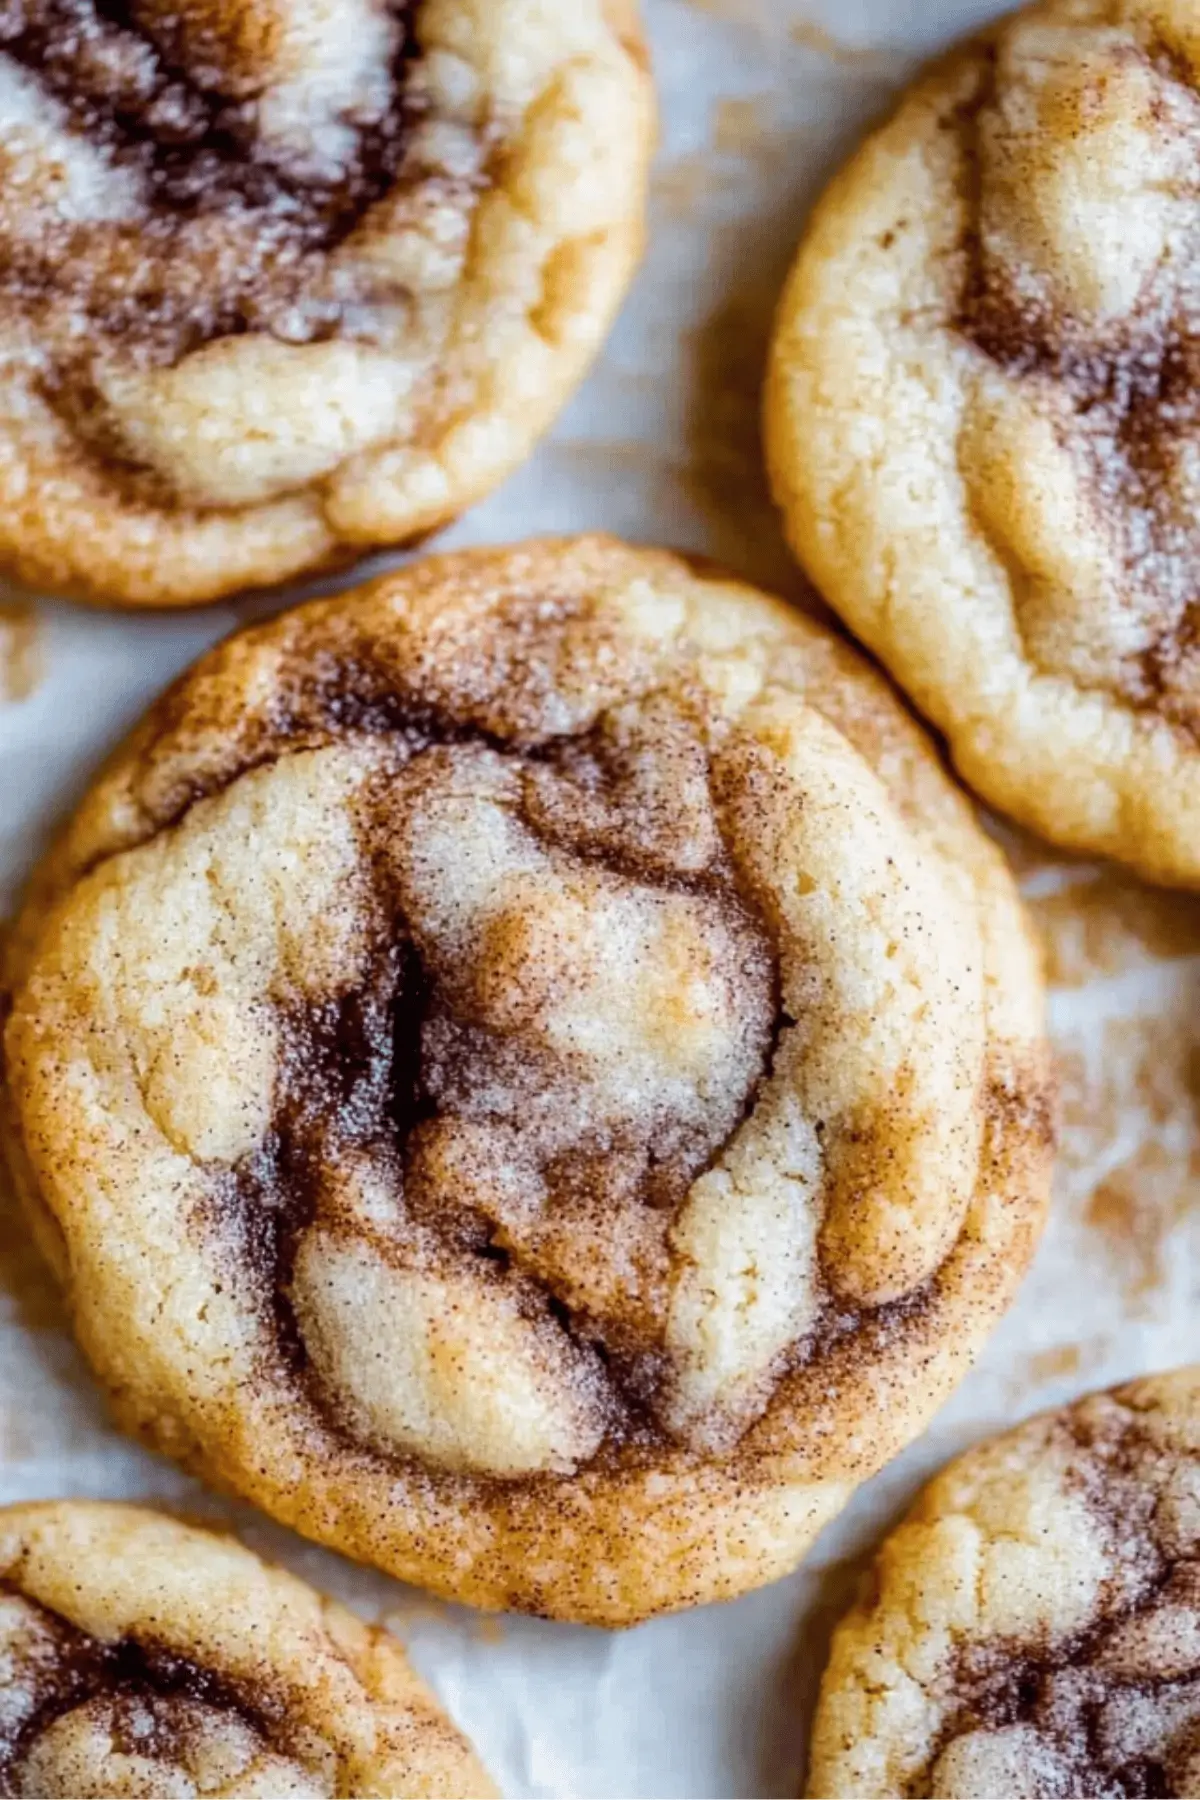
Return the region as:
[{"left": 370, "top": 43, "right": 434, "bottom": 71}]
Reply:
[
  {"left": 1028, "top": 864, "right": 1200, "bottom": 1307},
  {"left": 1026, "top": 1341, "right": 1085, "bottom": 1383},
  {"left": 0, "top": 1397, "right": 33, "bottom": 1463},
  {"left": 682, "top": 0, "right": 909, "bottom": 70},
  {"left": 1020, "top": 1336, "right": 1116, "bottom": 1390},
  {"left": 1029, "top": 865, "right": 1200, "bottom": 1299},
  {"left": 789, "top": 17, "right": 913, "bottom": 75},
  {"left": 0, "top": 1176, "right": 65, "bottom": 1334},
  {"left": 653, "top": 151, "right": 733, "bottom": 221},
  {"left": 713, "top": 96, "right": 788, "bottom": 165},
  {"left": 0, "top": 601, "right": 40, "bottom": 701},
  {"left": 1085, "top": 1141, "right": 1193, "bottom": 1300},
  {"left": 1034, "top": 870, "right": 1200, "bottom": 989},
  {"left": 682, "top": 0, "right": 772, "bottom": 27},
  {"left": 681, "top": 290, "right": 818, "bottom": 599}
]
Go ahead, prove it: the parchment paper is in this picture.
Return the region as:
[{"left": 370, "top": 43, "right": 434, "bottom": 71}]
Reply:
[{"left": 4, "top": 3, "right": 1198, "bottom": 1793}]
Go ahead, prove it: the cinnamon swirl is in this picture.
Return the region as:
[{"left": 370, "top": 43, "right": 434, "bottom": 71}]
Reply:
[
  {"left": 0, "top": 0, "right": 651, "bottom": 607},
  {"left": 0, "top": 1500, "right": 493, "bottom": 1796},
  {"left": 767, "top": 0, "right": 1200, "bottom": 886},
  {"left": 1, "top": 537, "right": 1053, "bottom": 1625},
  {"left": 809, "top": 1367, "right": 1200, "bottom": 1799}
]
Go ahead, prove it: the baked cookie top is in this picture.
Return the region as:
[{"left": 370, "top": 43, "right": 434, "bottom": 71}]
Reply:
[
  {"left": 2, "top": 537, "right": 1053, "bottom": 1625},
  {"left": 809, "top": 1367, "right": 1200, "bottom": 1800},
  {"left": 767, "top": 0, "right": 1200, "bottom": 887},
  {"left": 0, "top": 1500, "right": 493, "bottom": 1797},
  {"left": 0, "top": 0, "right": 651, "bottom": 607}
]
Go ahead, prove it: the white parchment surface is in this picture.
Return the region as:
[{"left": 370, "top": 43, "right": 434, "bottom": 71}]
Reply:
[{"left": 4, "top": 3, "right": 1199, "bottom": 1793}]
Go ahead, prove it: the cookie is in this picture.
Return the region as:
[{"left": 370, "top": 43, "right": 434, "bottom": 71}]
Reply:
[
  {"left": 0, "top": 0, "right": 651, "bottom": 609},
  {"left": 0, "top": 1499, "right": 493, "bottom": 1796},
  {"left": 808, "top": 1368, "right": 1200, "bottom": 1800},
  {"left": 1, "top": 537, "right": 1053, "bottom": 1626},
  {"left": 766, "top": 0, "right": 1200, "bottom": 887}
]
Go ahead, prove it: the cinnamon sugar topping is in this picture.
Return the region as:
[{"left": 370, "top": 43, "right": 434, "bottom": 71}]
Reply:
[
  {"left": 0, "top": 541, "right": 1050, "bottom": 1623},
  {"left": 0, "top": 1586, "right": 302, "bottom": 1797},
  {"left": 956, "top": 7, "right": 1200, "bottom": 727},
  {"left": 0, "top": 0, "right": 428, "bottom": 360}
]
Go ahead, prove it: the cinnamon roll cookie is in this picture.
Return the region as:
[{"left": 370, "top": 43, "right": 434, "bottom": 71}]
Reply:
[
  {"left": 0, "top": 0, "right": 651, "bottom": 609},
  {"left": 0, "top": 1500, "right": 493, "bottom": 1796},
  {"left": 767, "top": 0, "right": 1200, "bottom": 887},
  {"left": 1, "top": 537, "right": 1053, "bottom": 1626},
  {"left": 808, "top": 1368, "right": 1200, "bottom": 1800}
]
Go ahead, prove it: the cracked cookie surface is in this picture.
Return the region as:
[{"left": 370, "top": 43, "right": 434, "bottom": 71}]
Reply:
[
  {"left": 0, "top": 1500, "right": 493, "bottom": 1797},
  {"left": 809, "top": 1367, "right": 1200, "bottom": 1800},
  {"left": 0, "top": 0, "right": 651, "bottom": 607},
  {"left": 1, "top": 537, "right": 1053, "bottom": 1625},
  {"left": 767, "top": 0, "right": 1200, "bottom": 887}
]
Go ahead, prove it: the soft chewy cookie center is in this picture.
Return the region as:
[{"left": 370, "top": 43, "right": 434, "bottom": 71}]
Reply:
[
  {"left": 270, "top": 730, "right": 781, "bottom": 1479},
  {"left": 957, "top": 3, "right": 1200, "bottom": 726}
]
